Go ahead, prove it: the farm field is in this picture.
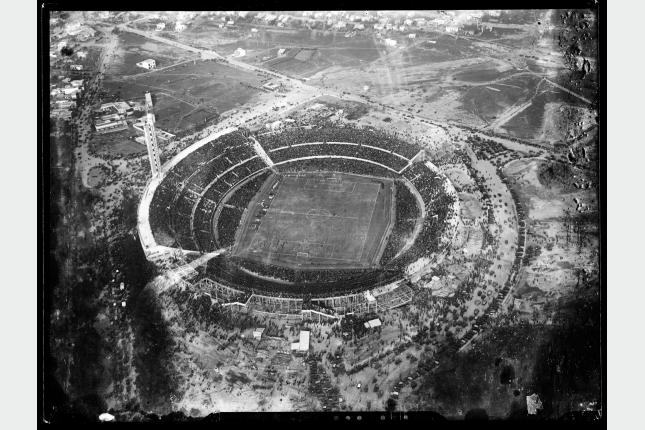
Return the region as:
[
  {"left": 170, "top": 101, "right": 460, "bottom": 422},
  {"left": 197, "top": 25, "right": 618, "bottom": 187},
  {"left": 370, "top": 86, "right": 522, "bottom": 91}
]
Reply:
[{"left": 234, "top": 172, "right": 394, "bottom": 269}]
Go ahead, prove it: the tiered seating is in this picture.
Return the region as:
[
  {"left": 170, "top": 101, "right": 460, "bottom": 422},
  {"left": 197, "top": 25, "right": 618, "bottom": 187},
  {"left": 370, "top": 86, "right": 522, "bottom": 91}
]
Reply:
[
  {"left": 269, "top": 143, "right": 408, "bottom": 171},
  {"left": 403, "top": 164, "right": 446, "bottom": 210},
  {"left": 380, "top": 181, "right": 420, "bottom": 265},
  {"left": 193, "top": 197, "right": 218, "bottom": 252},
  {"left": 376, "top": 283, "right": 414, "bottom": 310},
  {"left": 148, "top": 129, "right": 270, "bottom": 251},
  {"left": 257, "top": 124, "right": 420, "bottom": 158},
  {"left": 279, "top": 157, "right": 398, "bottom": 178}
]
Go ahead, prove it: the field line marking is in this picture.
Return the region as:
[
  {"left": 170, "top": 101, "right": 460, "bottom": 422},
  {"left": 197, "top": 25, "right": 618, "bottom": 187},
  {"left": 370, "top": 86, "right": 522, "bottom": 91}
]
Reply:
[
  {"left": 246, "top": 176, "right": 283, "bottom": 255},
  {"left": 357, "top": 184, "right": 381, "bottom": 261}
]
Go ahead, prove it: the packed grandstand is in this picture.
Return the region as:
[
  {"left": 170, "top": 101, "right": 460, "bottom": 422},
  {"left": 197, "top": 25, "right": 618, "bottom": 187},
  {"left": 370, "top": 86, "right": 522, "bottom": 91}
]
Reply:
[{"left": 138, "top": 123, "right": 460, "bottom": 317}]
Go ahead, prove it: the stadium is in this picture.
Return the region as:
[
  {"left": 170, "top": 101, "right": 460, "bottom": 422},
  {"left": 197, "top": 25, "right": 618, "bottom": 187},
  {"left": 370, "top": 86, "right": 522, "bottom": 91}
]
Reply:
[{"left": 137, "top": 124, "right": 460, "bottom": 319}]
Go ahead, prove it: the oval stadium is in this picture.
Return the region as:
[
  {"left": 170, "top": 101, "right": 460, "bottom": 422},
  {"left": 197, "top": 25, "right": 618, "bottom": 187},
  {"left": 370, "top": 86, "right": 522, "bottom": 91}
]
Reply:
[{"left": 138, "top": 124, "right": 460, "bottom": 319}]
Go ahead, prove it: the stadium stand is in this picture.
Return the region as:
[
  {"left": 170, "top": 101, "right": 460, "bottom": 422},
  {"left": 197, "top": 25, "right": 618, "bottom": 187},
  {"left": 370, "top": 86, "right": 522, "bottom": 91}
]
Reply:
[{"left": 145, "top": 127, "right": 457, "bottom": 304}]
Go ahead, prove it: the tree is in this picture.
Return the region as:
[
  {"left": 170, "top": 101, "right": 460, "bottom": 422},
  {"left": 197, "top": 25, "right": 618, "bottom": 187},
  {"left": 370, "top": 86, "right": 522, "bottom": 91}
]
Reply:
[{"left": 385, "top": 398, "right": 397, "bottom": 412}]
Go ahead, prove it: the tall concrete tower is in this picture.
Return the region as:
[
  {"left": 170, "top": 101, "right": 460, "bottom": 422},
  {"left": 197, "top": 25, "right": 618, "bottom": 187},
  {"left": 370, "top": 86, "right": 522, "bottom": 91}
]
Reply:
[{"left": 144, "top": 92, "right": 161, "bottom": 176}]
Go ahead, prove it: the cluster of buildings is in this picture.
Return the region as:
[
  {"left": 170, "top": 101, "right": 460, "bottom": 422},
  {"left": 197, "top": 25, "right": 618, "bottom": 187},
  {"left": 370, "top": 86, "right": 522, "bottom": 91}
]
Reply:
[
  {"left": 248, "top": 10, "right": 499, "bottom": 39},
  {"left": 50, "top": 19, "right": 97, "bottom": 41},
  {"left": 134, "top": 10, "right": 501, "bottom": 39},
  {"left": 251, "top": 327, "right": 310, "bottom": 354},
  {"left": 49, "top": 14, "right": 98, "bottom": 60},
  {"left": 93, "top": 101, "right": 137, "bottom": 134},
  {"left": 91, "top": 97, "right": 176, "bottom": 143},
  {"left": 50, "top": 79, "right": 84, "bottom": 121}
]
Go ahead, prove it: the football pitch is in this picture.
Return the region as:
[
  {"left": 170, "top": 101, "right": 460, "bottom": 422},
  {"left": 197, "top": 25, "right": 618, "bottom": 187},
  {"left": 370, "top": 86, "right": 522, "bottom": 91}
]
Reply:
[{"left": 233, "top": 172, "right": 394, "bottom": 269}]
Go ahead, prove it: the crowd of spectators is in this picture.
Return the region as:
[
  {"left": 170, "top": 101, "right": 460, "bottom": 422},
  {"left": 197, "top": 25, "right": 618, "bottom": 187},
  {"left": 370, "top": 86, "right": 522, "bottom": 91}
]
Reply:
[
  {"left": 193, "top": 198, "right": 218, "bottom": 251},
  {"left": 268, "top": 142, "right": 409, "bottom": 171},
  {"left": 279, "top": 158, "right": 398, "bottom": 178},
  {"left": 256, "top": 123, "right": 420, "bottom": 158},
  {"left": 147, "top": 130, "right": 267, "bottom": 251},
  {"left": 380, "top": 181, "right": 421, "bottom": 265},
  {"left": 201, "top": 255, "right": 401, "bottom": 299},
  {"left": 217, "top": 206, "right": 243, "bottom": 248},
  {"left": 378, "top": 164, "right": 458, "bottom": 269},
  {"left": 226, "top": 171, "right": 271, "bottom": 210}
]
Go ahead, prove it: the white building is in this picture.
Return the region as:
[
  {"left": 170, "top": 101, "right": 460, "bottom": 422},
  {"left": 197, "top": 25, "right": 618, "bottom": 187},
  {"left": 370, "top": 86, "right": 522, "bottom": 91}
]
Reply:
[
  {"left": 408, "top": 33, "right": 416, "bottom": 39},
  {"left": 55, "top": 100, "right": 76, "bottom": 109},
  {"left": 62, "top": 87, "right": 81, "bottom": 98},
  {"left": 363, "top": 318, "right": 382, "bottom": 329},
  {"left": 253, "top": 328, "right": 265, "bottom": 340},
  {"left": 263, "top": 82, "right": 280, "bottom": 91},
  {"left": 95, "top": 119, "right": 128, "bottom": 133},
  {"left": 266, "top": 120, "right": 282, "bottom": 131},
  {"left": 155, "top": 22, "right": 166, "bottom": 31},
  {"left": 175, "top": 22, "right": 186, "bottom": 32},
  {"left": 98, "top": 101, "right": 134, "bottom": 116},
  {"left": 233, "top": 48, "right": 246, "bottom": 57},
  {"left": 384, "top": 38, "right": 397, "bottom": 47},
  {"left": 291, "top": 330, "right": 310, "bottom": 353},
  {"left": 136, "top": 59, "right": 156, "bottom": 70},
  {"left": 298, "top": 330, "right": 309, "bottom": 352},
  {"left": 527, "top": 394, "right": 543, "bottom": 415},
  {"left": 99, "top": 413, "right": 115, "bottom": 422}
]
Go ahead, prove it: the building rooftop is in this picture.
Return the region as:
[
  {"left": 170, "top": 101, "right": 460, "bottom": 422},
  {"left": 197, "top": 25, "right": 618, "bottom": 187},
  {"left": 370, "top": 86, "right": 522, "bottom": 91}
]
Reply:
[
  {"left": 298, "top": 330, "right": 310, "bottom": 352},
  {"left": 364, "top": 318, "right": 382, "bottom": 329}
]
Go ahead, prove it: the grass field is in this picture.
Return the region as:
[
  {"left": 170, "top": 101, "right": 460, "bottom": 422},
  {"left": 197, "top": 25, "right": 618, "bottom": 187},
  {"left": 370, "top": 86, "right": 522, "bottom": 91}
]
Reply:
[
  {"left": 234, "top": 172, "right": 394, "bottom": 269},
  {"left": 103, "top": 60, "right": 262, "bottom": 133},
  {"left": 109, "top": 32, "right": 198, "bottom": 77},
  {"left": 501, "top": 88, "right": 590, "bottom": 141}
]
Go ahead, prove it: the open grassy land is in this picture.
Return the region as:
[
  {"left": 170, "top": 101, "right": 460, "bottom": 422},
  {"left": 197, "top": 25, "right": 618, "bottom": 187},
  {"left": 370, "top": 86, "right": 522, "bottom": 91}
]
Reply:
[{"left": 102, "top": 60, "right": 263, "bottom": 134}]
